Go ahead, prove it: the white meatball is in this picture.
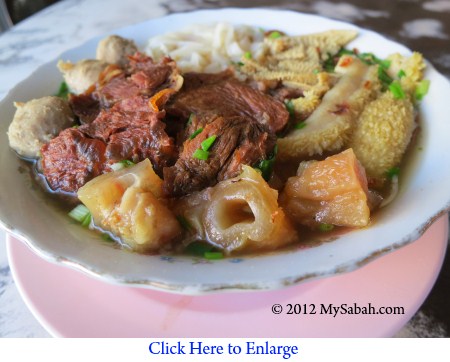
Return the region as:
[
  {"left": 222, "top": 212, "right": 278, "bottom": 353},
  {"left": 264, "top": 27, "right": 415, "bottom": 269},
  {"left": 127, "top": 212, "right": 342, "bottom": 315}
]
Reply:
[
  {"left": 7, "top": 96, "right": 74, "bottom": 158},
  {"left": 96, "top": 35, "right": 138, "bottom": 66},
  {"left": 57, "top": 59, "right": 109, "bottom": 94}
]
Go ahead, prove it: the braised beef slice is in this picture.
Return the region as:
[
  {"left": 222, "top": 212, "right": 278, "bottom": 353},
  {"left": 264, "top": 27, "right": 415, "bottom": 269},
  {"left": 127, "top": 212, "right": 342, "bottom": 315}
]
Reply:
[
  {"left": 69, "top": 54, "right": 179, "bottom": 124},
  {"left": 41, "top": 128, "right": 107, "bottom": 192},
  {"left": 166, "top": 70, "right": 289, "bottom": 133},
  {"left": 163, "top": 116, "right": 276, "bottom": 197}
]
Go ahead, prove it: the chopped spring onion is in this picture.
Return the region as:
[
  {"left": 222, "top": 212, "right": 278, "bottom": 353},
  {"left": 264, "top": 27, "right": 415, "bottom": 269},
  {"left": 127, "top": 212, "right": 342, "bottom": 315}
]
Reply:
[
  {"left": 415, "top": 79, "right": 430, "bottom": 101},
  {"left": 204, "top": 251, "right": 224, "bottom": 260},
  {"left": 313, "top": 69, "right": 320, "bottom": 74},
  {"left": 201, "top": 135, "right": 217, "bottom": 151},
  {"left": 176, "top": 215, "right": 192, "bottom": 231},
  {"left": 189, "top": 128, "right": 203, "bottom": 140},
  {"left": 378, "top": 66, "right": 393, "bottom": 88},
  {"left": 323, "top": 53, "right": 336, "bottom": 73},
  {"left": 397, "top": 69, "right": 406, "bottom": 79},
  {"left": 68, "top": 204, "right": 90, "bottom": 223},
  {"left": 244, "top": 51, "right": 252, "bottom": 59},
  {"left": 101, "top": 233, "right": 114, "bottom": 241},
  {"left": 389, "top": 81, "right": 405, "bottom": 99},
  {"left": 81, "top": 213, "right": 92, "bottom": 227},
  {"left": 294, "top": 121, "right": 307, "bottom": 130},
  {"left": 185, "top": 241, "right": 213, "bottom": 256},
  {"left": 285, "top": 99, "right": 295, "bottom": 118},
  {"left": 319, "top": 223, "right": 334, "bottom": 232},
  {"left": 386, "top": 166, "right": 400, "bottom": 180},
  {"left": 254, "top": 144, "right": 278, "bottom": 181},
  {"left": 268, "top": 31, "right": 282, "bottom": 39},
  {"left": 55, "top": 81, "right": 69, "bottom": 99},
  {"left": 193, "top": 149, "right": 209, "bottom": 160},
  {"left": 110, "top": 159, "right": 135, "bottom": 171},
  {"left": 187, "top": 113, "right": 195, "bottom": 126}
]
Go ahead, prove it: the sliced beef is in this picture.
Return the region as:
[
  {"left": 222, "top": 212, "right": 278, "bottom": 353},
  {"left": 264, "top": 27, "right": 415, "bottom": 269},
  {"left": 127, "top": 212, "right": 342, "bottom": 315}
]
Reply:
[
  {"left": 166, "top": 70, "right": 289, "bottom": 133},
  {"left": 69, "top": 54, "right": 181, "bottom": 123},
  {"left": 163, "top": 116, "right": 276, "bottom": 197},
  {"left": 41, "top": 128, "right": 107, "bottom": 192}
]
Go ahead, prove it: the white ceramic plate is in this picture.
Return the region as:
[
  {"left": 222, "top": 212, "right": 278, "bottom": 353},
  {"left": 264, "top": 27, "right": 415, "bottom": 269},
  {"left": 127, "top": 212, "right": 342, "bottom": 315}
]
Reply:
[{"left": 1, "top": 9, "right": 450, "bottom": 294}]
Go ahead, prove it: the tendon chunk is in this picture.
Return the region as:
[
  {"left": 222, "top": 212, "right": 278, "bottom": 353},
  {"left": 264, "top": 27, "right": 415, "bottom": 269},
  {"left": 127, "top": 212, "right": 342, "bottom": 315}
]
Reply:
[
  {"left": 77, "top": 159, "right": 181, "bottom": 252},
  {"left": 281, "top": 149, "right": 370, "bottom": 228},
  {"left": 349, "top": 92, "right": 416, "bottom": 180},
  {"left": 278, "top": 56, "right": 380, "bottom": 160},
  {"left": 176, "top": 166, "right": 297, "bottom": 253}
]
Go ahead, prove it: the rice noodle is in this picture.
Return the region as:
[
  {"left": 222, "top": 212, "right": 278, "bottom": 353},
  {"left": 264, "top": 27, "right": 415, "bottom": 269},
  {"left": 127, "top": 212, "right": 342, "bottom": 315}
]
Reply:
[{"left": 144, "top": 22, "right": 264, "bottom": 73}]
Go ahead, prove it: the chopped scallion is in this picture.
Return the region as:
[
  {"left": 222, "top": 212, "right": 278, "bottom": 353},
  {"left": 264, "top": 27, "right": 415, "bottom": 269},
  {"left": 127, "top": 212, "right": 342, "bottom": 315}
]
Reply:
[
  {"left": 110, "top": 159, "right": 135, "bottom": 171},
  {"left": 389, "top": 81, "right": 405, "bottom": 99},
  {"left": 55, "top": 81, "right": 69, "bottom": 99},
  {"left": 397, "top": 69, "right": 406, "bottom": 79},
  {"left": 378, "top": 66, "right": 393, "bottom": 88},
  {"left": 187, "top": 113, "right": 195, "bottom": 126},
  {"left": 204, "top": 251, "right": 224, "bottom": 260},
  {"left": 415, "top": 79, "right": 430, "bottom": 101},
  {"left": 268, "top": 31, "right": 281, "bottom": 39},
  {"left": 244, "top": 51, "right": 252, "bottom": 59},
  {"left": 313, "top": 69, "right": 320, "bottom": 74},
  {"left": 101, "top": 233, "right": 113, "bottom": 242},
  {"left": 193, "top": 149, "right": 209, "bottom": 160},
  {"left": 176, "top": 215, "right": 192, "bottom": 231},
  {"left": 386, "top": 166, "right": 400, "bottom": 179},
  {"left": 253, "top": 144, "right": 278, "bottom": 181},
  {"left": 319, "top": 223, "right": 334, "bottom": 232},
  {"left": 185, "top": 241, "right": 213, "bottom": 256},
  {"left": 285, "top": 99, "right": 295, "bottom": 118},
  {"left": 189, "top": 128, "right": 203, "bottom": 140},
  {"left": 201, "top": 135, "right": 217, "bottom": 152},
  {"left": 294, "top": 121, "right": 307, "bottom": 130},
  {"left": 68, "top": 204, "right": 90, "bottom": 223}
]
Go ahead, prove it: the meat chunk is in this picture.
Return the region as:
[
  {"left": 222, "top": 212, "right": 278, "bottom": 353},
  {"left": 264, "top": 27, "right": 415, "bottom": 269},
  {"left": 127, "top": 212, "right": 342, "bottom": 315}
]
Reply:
[
  {"left": 69, "top": 54, "right": 182, "bottom": 123},
  {"left": 41, "top": 128, "right": 107, "bottom": 192},
  {"left": 163, "top": 116, "right": 276, "bottom": 197},
  {"left": 166, "top": 70, "right": 289, "bottom": 133}
]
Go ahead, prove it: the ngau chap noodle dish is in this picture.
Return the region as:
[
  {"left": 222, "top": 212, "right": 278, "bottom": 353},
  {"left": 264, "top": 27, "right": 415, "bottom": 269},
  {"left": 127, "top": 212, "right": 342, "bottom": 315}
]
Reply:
[{"left": 7, "top": 24, "right": 430, "bottom": 258}]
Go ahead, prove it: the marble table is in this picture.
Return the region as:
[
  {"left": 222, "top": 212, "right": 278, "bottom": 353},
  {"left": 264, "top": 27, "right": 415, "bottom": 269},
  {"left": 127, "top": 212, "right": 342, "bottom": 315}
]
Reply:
[{"left": 0, "top": 0, "right": 449, "bottom": 337}]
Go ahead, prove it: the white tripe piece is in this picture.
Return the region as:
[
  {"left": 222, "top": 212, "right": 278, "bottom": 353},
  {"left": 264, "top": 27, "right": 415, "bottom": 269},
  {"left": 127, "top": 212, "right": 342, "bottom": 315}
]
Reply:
[{"left": 145, "top": 22, "right": 264, "bottom": 73}]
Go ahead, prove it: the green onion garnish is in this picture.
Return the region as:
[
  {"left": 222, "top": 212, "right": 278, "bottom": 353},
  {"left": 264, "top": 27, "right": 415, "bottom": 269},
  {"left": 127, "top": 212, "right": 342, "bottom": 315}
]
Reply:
[
  {"left": 55, "top": 81, "right": 69, "bottom": 99},
  {"left": 294, "top": 121, "right": 307, "bottom": 130},
  {"left": 204, "top": 251, "right": 224, "bottom": 260},
  {"left": 323, "top": 52, "right": 336, "bottom": 73},
  {"left": 176, "top": 215, "right": 192, "bottom": 231},
  {"left": 193, "top": 149, "right": 209, "bottom": 160},
  {"left": 189, "top": 128, "right": 203, "bottom": 140},
  {"left": 101, "top": 233, "right": 113, "bottom": 241},
  {"left": 415, "top": 79, "right": 430, "bottom": 101},
  {"left": 254, "top": 144, "right": 278, "bottom": 181},
  {"left": 110, "top": 159, "right": 135, "bottom": 171},
  {"left": 185, "top": 241, "right": 213, "bottom": 256},
  {"left": 244, "top": 51, "right": 252, "bottom": 59},
  {"left": 397, "top": 69, "right": 406, "bottom": 79},
  {"left": 81, "top": 213, "right": 91, "bottom": 227},
  {"left": 378, "top": 66, "right": 393, "bottom": 88},
  {"left": 201, "top": 135, "right": 217, "bottom": 152},
  {"left": 269, "top": 31, "right": 282, "bottom": 39},
  {"left": 386, "top": 166, "right": 400, "bottom": 179},
  {"left": 285, "top": 99, "right": 295, "bottom": 118},
  {"left": 68, "top": 204, "right": 90, "bottom": 223},
  {"left": 389, "top": 81, "right": 405, "bottom": 99},
  {"left": 187, "top": 113, "right": 195, "bottom": 126},
  {"left": 319, "top": 223, "right": 334, "bottom": 232},
  {"left": 313, "top": 69, "right": 320, "bottom": 74}
]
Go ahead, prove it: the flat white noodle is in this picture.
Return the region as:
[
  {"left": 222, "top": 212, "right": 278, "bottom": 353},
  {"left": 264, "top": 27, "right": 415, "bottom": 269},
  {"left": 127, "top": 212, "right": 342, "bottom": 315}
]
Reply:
[{"left": 145, "top": 22, "right": 264, "bottom": 73}]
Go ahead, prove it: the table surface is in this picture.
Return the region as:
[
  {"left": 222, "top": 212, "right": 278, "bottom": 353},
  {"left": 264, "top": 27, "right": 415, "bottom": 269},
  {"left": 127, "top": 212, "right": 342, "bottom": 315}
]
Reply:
[{"left": 0, "top": 0, "right": 449, "bottom": 338}]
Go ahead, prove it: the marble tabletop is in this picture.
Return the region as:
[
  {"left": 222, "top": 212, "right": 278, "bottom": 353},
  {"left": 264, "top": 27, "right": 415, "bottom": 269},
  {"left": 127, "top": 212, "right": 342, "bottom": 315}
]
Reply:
[{"left": 0, "top": 0, "right": 449, "bottom": 338}]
